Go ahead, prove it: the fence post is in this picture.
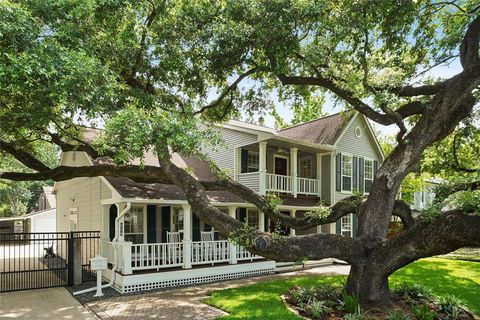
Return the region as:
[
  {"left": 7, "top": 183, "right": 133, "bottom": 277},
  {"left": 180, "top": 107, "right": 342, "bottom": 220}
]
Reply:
[{"left": 68, "top": 232, "right": 74, "bottom": 286}]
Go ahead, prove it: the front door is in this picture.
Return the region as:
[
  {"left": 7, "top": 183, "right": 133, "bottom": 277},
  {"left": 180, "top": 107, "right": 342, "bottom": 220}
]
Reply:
[{"left": 274, "top": 157, "right": 288, "bottom": 175}]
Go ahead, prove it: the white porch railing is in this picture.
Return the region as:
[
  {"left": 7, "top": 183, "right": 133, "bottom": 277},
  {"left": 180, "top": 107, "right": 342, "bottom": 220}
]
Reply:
[
  {"left": 236, "top": 244, "right": 262, "bottom": 261},
  {"left": 297, "top": 177, "right": 320, "bottom": 195},
  {"left": 131, "top": 242, "right": 184, "bottom": 271},
  {"left": 191, "top": 240, "right": 230, "bottom": 265},
  {"left": 266, "top": 173, "right": 293, "bottom": 193},
  {"left": 101, "top": 240, "right": 114, "bottom": 264}
]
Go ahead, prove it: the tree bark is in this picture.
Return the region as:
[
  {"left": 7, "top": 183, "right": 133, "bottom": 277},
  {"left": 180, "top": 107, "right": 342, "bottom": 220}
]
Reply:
[{"left": 346, "top": 262, "right": 391, "bottom": 307}]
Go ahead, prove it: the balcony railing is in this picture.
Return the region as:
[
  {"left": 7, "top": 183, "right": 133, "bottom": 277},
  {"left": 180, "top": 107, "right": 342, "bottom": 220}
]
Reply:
[
  {"left": 237, "top": 172, "right": 320, "bottom": 196},
  {"left": 266, "top": 173, "right": 293, "bottom": 193}
]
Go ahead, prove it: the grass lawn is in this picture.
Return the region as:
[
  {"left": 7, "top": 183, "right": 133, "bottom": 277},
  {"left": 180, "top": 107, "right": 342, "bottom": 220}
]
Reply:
[{"left": 204, "top": 258, "right": 480, "bottom": 319}]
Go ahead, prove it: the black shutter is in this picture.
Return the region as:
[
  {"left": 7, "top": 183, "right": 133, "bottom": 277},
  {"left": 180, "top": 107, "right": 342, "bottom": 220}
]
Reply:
[
  {"left": 147, "top": 205, "right": 157, "bottom": 243},
  {"left": 108, "top": 205, "right": 118, "bottom": 241},
  {"left": 161, "top": 206, "right": 171, "bottom": 243},
  {"left": 192, "top": 214, "right": 201, "bottom": 241},
  {"left": 336, "top": 220, "right": 342, "bottom": 235},
  {"left": 373, "top": 160, "right": 379, "bottom": 178},
  {"left": 239, "top": 208, "right": 247, "bottom": 223},
  {"left": 264, "top": 214, "right": 269, "bottom": 232},
  {"left": 241, "top": 149, "right": 248, "bottom": 173},
  {"left": 335, "top": 153, "right": 342, "bottom": 192},
  {"left": 353, "top": 156, "right": 358, "bottom": 193},
  {"left": 359, "top": 157, "right": 365, "bottom": 194}
]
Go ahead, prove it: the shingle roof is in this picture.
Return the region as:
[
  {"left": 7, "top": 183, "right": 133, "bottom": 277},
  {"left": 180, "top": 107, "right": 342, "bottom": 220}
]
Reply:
[{"left": 277, "top": 112, "right": 354, "bottom": 145}]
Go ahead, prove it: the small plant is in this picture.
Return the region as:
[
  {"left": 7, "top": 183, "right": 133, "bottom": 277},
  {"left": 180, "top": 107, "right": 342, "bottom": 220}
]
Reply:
[
  {"left": 436, "top": 294, "right": 465, "bottom": 319},
  {"left": 344, "top": 312, "right": 366, "bottom": 320},
  {"left": 394, "top": 282, "right": 432, "bottom": 301},
  {"left": 341, "top": 290, "right": 361, "bottom": 314},
  {"left": 308, "top": 299, "right": 330, "bottom": 319},
  {"left": 387, "top": 309, "right": 412, "bottom": 320},
  {"left": 412, "top": 304, "right": 437, "bottom": 320}
]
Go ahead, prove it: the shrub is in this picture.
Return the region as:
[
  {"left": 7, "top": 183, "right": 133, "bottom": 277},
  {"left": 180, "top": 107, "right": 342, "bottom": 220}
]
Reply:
[
  {"left": 308, "top": 299, "right": 330, "bottom": 319},
  {"left": 394, "top": 282, "right": 433, "bottom": 301},
  {"left": 436, "top": 294, "right": 465, "bottom": 319},
  {"left": 412, "top": 304, "right": 437, "bottom": 320}
]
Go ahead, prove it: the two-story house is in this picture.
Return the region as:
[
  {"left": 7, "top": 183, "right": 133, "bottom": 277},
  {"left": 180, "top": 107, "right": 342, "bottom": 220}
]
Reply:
[{"left": 54, "top": 111, "right": 383, "bottom": 293}]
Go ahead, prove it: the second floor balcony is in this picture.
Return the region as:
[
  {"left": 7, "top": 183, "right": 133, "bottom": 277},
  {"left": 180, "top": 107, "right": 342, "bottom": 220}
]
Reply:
[{"left": 235, "top": 139, "right": 334, "bottom": 198}]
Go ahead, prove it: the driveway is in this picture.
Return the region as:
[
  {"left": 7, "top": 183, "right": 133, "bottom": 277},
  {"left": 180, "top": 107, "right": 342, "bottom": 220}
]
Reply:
[
  {"left": 0, "top": 287, "right": 97, "bottom": 319},
  {"left": 86, "top": 264, "right": 350, "bottom": 320}
]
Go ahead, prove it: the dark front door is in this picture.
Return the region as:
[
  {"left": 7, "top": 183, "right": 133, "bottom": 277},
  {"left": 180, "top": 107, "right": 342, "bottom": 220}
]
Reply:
[
  {"left": 109, "top": 205, "right": 118, "bottom": 241},
  {"left": 274, "top": 157, "right": 288, "bottom": 175}
]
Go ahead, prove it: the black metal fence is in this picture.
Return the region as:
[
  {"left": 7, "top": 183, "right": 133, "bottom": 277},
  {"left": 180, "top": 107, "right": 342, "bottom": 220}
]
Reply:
[{"left": 0, "top": 231, "right": 100, "bottom": 292}]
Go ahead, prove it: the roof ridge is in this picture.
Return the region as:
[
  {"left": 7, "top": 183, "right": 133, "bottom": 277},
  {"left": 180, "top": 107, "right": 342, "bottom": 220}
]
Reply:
[{"left": 278, "top": 112, "right": 345, "bottom": 131}]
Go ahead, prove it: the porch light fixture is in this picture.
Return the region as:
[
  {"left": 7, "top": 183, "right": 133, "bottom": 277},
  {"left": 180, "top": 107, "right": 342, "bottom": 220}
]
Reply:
[{"left": 277, "top": 147, "right": 288, "bottom": 155}]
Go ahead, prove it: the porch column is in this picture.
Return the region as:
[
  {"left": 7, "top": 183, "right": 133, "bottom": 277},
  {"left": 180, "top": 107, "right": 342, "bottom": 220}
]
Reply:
[
  {"left": 290, "top": 209, "right": 296, "bottom": 236},
  {"left": 316, "top": 153, "right": 322, "bottom": 197},
  {"left": 228, "top": 206, "right": 237, "bottom": 264},
  {"left": 182, "top": 204, "right": 192, "bottom": 269},
  {"left": 120, "top": 241, "right": 132, "bottom": 275},
  {"left": 290, "top": 148, "right": 298, "bottom": 198},
  {"left": 258, "top": 211, "right": 265, "bottom": 232},
  {"left": 234, "top": 147, "right": 241, "bottom": 181},
  {"left": 259, "top": 141, "right": 267, "bottom": 195}
]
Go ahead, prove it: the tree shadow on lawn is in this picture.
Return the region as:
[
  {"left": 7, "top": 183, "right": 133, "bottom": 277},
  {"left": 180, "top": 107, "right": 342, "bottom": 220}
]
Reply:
[
  {"left": 390, "top": 258, "right": 480, "bottom": 314},
  {"left": 204, "top": 276, "right": 344, "bottom": 320},
  {"left": 205, "top": 258, "right": 479, "bottom": 319}
]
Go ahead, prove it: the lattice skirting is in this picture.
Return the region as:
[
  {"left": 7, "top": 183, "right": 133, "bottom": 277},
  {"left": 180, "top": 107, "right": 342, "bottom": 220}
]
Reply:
[{"left": 117, "top": 265, "right": 276, "bottom": 294}]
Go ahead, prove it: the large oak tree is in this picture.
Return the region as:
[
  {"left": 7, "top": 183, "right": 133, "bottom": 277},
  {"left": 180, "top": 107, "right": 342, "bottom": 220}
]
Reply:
[{"left": 1, "top": 0, "right": 479, "bottom": 308}]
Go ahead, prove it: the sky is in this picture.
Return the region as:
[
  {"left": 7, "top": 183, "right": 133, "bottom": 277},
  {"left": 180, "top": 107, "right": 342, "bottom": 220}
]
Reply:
[{"left": 259, "top": 58, "right": 463, "bottom": 138}]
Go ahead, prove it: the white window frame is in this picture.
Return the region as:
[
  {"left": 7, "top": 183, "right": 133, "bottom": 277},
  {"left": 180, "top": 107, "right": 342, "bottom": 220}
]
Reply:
[
  {"left": 364, "top": 158, "right": 374, "bottom": 194},
  {"left": 299, "top": 156, "right": 313, "bottom": 178},
  {"left": 341, "top": 154, "right": 353, "bottom": 193},
  {"left": 246, "top": 209, "right": 259, "bottom": 230},
  {"left": 124, "top": 205, "right": 146, "bottom": 244},
  {"left": 247, "top": 151, "right": 259, "bottom": 172},
  {"left": 170, "top": 206, "right": 185, "bottom": 234},
  {"left": 273, "top": 154, "right": 289, "bottom": 176},
  {"left": 341, "top": 213, "right": 353, "bottom": 237}
]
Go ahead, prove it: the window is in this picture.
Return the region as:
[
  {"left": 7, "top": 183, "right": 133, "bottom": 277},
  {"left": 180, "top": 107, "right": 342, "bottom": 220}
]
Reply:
[
  {"left": 341, "top": 214, "right": 353, "bottom": 237},
  {"left": 299, "top": 157, "right": 313, "bottom": 178},
  {"left": 171, "top": 207, "right": 184, "bottom": 232},
  {"left": 364, "top": 159, "right": 373, "bottom": 193},
  {"left": 342, "top": 155, "right": 352, "bottom": 192},
  {"left": 247, "top": 209, "right": 259, "bottom": 229},
  {"left": 124, "top": 206, "right": 144, "bottom": 244},
  {"left": 247, "top": 151, "right": 259, "bottom": 172}
]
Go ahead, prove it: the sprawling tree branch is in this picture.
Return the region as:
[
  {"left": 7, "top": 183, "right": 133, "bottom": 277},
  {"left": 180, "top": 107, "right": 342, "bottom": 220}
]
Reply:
[{"left": 0, "top": 140, "right": 51, "bottom": 172}]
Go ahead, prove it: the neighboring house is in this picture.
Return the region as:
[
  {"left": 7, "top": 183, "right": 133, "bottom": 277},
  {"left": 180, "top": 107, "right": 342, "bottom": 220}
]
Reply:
[
  {"left": 412, "top": 179, "right": 441, "bottom": 211},
  {"left": 0, "top": 186, "right": 56, "bottom": 234},
  {"left": 54, "top": 111, "right": 384, "bottom": 293}
]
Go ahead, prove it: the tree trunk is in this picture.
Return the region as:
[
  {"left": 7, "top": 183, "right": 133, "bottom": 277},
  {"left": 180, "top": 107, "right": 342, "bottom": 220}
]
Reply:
[{"left": 346, "top": 261, "right": 391, "bottom": 308}]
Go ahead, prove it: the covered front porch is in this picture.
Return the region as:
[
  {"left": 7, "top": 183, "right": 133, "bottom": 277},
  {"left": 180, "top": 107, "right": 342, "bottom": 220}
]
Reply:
[{"left": 101, "top": 203, "right": 271, "bottom": 276}]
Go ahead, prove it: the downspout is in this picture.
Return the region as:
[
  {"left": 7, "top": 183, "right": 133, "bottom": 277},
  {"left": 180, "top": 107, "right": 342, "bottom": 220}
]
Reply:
[{"left": 74, "top": 202, "right": 131, "bottom": 295}]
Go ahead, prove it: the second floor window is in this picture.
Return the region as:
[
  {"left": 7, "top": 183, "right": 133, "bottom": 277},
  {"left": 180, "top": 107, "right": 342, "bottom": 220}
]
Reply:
[
  {"left": 342, "top": 155, "right": 352, "bottom": 192},
  {"left": 248, "top": 151, "right": 259, "bottom": 172},
  {"left": 364, "top": 159, "right": 373, "bottom": 193}
]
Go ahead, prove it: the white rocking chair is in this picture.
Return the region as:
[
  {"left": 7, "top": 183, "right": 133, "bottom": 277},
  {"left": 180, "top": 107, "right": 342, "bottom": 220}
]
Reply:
[{"left": 166, "top": 231, "right": 182, "bottom": 264}]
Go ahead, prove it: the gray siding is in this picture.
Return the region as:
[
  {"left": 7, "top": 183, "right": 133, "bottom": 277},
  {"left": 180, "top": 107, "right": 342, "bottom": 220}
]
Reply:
[
  {"left": 334, "top": 115, "right": 382, "bottom": 202},
  {"left": 237, "top": 172, "right": 260, "bottom": 192},
  {"left": 203, "top": 127, "right": 258, "bottom": 176},
  {"left": 321, "top": 154, "right": 331, "bottom": 204}
]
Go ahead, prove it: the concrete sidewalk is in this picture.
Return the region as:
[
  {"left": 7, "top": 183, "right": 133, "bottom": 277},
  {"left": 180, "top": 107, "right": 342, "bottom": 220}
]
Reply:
[{"left": 0, "top": 287, "right": 97, "bottom": 319}]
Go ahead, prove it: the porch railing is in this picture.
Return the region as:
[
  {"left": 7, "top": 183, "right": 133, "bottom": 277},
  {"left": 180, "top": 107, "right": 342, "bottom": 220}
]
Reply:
[
  {"left": 236, "top": 244, "right": 262, "bottom": 261},
  {"left": 131, "top": 242, "right": 184, "bottom": 271},
  {"left": 191, "top": 240, "right": 230, "bottom": 265},
  {"left": 297, "top": 177, "right": 320, "bottom": 195},
  {"left": 266, "top": 173, "right": 293, "bottom": 193}
]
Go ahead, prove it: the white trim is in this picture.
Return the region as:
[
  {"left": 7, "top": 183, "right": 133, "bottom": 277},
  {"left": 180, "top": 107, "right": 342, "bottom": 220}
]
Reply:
[
  {"left": 273, "top": 154, "right": 289, "bottom": 175},
  {"left": 333, "top": 112, "right": 385, "bottom": 161},
  {"left": 340, "top": 213, "right": 353, "bottom": 237}
]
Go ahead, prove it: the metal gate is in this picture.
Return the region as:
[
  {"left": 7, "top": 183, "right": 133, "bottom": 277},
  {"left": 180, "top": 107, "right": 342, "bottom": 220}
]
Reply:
[{"left": 0, "top": 231, "right": 100, "bottom": 292}]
